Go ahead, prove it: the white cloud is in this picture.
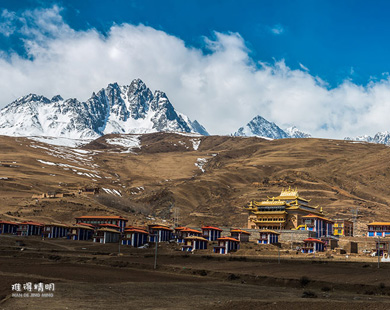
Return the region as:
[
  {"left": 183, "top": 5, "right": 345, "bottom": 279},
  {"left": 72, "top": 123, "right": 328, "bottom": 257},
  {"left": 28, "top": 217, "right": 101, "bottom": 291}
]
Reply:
[
  {"left": 0, "top": 6, "right": 390, "bottom": 139},
  {"left": 270, "top": 24, "right": 285, "bottom": 35},
  {"left": 0, "top": 9, "right": 17, "bottom": 36},
  {"left": 299, "top": 63, "right": 309, "bottom": 72}
]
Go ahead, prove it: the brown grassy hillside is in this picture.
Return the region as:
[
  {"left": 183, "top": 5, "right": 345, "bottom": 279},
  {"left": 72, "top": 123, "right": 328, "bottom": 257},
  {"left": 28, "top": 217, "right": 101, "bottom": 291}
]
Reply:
[{"left": 0, "top": 133, "right": 389, "bottom": 232}]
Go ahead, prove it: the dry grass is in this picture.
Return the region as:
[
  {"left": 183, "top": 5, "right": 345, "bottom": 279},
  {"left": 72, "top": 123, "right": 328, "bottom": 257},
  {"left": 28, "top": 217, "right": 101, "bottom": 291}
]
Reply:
[{"left": 0, "top": 133, "right": 389, "bottom": 230}]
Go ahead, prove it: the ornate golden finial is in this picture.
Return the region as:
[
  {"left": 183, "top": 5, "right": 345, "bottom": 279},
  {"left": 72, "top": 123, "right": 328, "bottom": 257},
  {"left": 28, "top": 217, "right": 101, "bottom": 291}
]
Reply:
[{"left": 320, "top": 207, "right": 323, "bottom": 213}]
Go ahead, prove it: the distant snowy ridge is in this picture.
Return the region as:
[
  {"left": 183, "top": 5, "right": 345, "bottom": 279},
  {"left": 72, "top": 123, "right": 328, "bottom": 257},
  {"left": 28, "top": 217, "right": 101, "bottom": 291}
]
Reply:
[
  {"left": 345, "top": 131, "right": 390, "bottom": 145},
  {"left": 233, "top": 115, "right": 310, "bottom": 139},
  {"left": 285, "top": 126, "right": 311, "bottom": 138},
  {"left": 0, "top": 79, "right": 209, "bottom": 139}
]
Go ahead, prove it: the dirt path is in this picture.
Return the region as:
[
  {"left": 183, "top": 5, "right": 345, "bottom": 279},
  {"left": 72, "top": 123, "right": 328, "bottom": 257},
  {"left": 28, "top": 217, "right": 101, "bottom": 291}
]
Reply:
[
  {"left": 1, "top": 253, "right": 390, "bottom": 310},
  {"left": 2, "top": 237, "right": 390, "bottom": 309}
]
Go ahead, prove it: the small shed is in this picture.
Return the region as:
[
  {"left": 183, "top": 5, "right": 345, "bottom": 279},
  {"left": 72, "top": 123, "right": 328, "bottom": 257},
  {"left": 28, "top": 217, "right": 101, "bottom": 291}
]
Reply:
[
  {"left": 258, "top": 229, "right": 279, "bottom": 244},
  {"left": 230, "top": 229, "right": 251, "bottom": 242},
  {"left": 374, "top": 240, "right": 389, "bottom": 256},
  {"left": 78, "top": 187, "right": 100, "bottom": 195},
  {"left": 181, "top": 236, "right": 208, "bottom": 252},
  {"left": 201, "top": 226, "right": 222, "bottom": 241},
  {"left": 93, "top": 228, "right": 120, "bottom": 243},
  {"left": 213, "top": 237, "right": 240, "bottom": 254}
]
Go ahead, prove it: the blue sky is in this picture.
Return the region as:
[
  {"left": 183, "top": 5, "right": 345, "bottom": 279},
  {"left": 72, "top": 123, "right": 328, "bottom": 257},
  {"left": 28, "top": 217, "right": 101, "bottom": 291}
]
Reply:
[
  {"left": 3, "top": 0, "right": 390, "bottom": 87},
  {"left": 1, "top": 0, "right": 390, "bottom": 138}
]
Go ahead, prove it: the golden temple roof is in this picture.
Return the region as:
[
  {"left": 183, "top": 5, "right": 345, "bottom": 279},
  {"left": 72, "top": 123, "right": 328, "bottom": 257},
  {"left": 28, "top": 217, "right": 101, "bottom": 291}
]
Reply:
[
  {"left": 255, "top": 200, "right": 288, "bottom": 206},
  {"left": 280, "top": 187, "right": 299, "bottom": 197},
  {"left": 254, "top": 219, "right": 286, "bottom": 223},
  {"left": 272, "top": 187, "right": 311, "bottom": 202},
  {"left": 259, "top": 229, "right": 280, "bottom": 235},
  {"left": 253, "top": 211, "right": 287, "bottom": 215},
  {"left": 368, "top": 222, "right": 390, "bottom": 226},
  {"left": 246, "top": 187, "right": 326, "bottom": 219}
]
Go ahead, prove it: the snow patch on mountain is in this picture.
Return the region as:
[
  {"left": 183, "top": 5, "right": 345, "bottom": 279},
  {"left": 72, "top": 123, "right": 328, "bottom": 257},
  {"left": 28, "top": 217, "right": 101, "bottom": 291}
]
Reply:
[
  {"left": 195, "top": 158, "right": 208, "bottom": 173},
  {"left": 191, "top": 138, "right": 202, "bottom": 151},
  {"left": 105, "top": 135, "right": 141, "bottom": 153},
  {"left": 29, "top": 136, "right": 91, "bottom": 147}
]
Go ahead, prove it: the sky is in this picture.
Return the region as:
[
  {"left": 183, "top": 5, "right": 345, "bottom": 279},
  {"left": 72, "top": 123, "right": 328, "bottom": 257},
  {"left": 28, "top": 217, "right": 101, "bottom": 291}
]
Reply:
[{"left": 1, "top": 1, "right": 390, "bottom": 138}]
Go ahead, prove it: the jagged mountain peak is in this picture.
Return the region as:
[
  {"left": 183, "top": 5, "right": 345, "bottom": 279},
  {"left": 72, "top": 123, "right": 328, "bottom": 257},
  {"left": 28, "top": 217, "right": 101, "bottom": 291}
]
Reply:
[
  {"left": 51, "top": 95, "right": 63, "bottom": 102},
  {"left": 233, "top": 115, "right": 288, "bottom": 139},
  {"left": 0, "top": 79, "right": 209, "bottom": 139},
  {"left": 233, "top": 115, "right": 311, "bottom": 140},
  {"left": 344, "top": 131, "right": 390, "bottom": 145},
  {"left": 17, "top": 93, "right": 51, "bottom": 104},
  {"left": 285, "top": 126, "right": 311, "bottom": 138}
]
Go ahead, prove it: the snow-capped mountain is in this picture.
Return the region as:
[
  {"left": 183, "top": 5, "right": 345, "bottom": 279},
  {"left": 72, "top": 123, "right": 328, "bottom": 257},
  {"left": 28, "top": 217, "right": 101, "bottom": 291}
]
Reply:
[
  {"left": 233, "top": 115, "right": 310, "bottom": 140},
  {"left": 285, "top": 126, "right": 311, "bottom": 138},
  {"left": 0, "top": 79, "right": 209, "bottom": 139},
  {"left": 234, "top": 115, "right": 288, "bottom": 139},
  {"left": 345, "top": 131, "right": 390, "bottom": 145}
]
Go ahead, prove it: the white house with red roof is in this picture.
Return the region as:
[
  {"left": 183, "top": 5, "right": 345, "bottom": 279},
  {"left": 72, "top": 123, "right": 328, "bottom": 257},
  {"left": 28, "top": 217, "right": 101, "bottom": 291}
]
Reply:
[
  {"left": 213, "top": 237, "right": 240, "bottom": 254},
  {"left": 175, "top": 227, "right": 202, "bottom": 243},
  {"left": 122, "top": 227, "right": 149, "bottom": 247},
  {"left": 75, "top": 215, "right": 128, "bottom": 232},
  {"left": 230, "top": 229, "right": 251, "bottom": 242},
  {"left": 16, "top": 221, "right": 43, "bottom": 236},
  {"left": 296, "top": 214, "right": 334, "bottom": 238},
  {"left": 258, "top": 229, "right": 280, "bottom": 244},
  {"left": 43, "top": 223, "right": 70, "bottom": 239},
  {"left": 148, "top": 224, "right": 173, "bottom": 242},
  {"left": 201, "top": 226, "right": 222, "bottom": 241},
  {"left": 0, "top": 220, "right": 19, "bottom": 234},
  {"left": 302, "top": 238, "right": 325, "bottom": 253},
  {"left": 93, "top": 227, "right": 120, "bottom": 243},
  {"left": 181, "top": 236, "right": 208, "bottom": 252},
  {"left": 69, "top": 224, "right": 94, "bottom": 241}
]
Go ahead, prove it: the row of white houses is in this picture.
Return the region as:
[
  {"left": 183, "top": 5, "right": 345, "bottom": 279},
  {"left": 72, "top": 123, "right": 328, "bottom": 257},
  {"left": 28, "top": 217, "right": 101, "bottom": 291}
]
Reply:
[{"left": 0, "top": 217, "right": 284, "bottom": 254}]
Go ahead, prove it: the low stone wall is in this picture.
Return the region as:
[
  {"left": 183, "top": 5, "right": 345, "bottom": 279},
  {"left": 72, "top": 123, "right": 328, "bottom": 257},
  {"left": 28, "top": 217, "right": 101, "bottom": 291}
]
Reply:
[
  {"left": 188, "top": 227, "right": 315, "bottom": 242},
  {"left": 278, "top": 230, "right": 316, "bottom": 242}
]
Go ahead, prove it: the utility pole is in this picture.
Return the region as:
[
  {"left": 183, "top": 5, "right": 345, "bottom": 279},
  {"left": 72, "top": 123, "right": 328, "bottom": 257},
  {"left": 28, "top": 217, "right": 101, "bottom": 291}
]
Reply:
[
  {"left": 154, "top": 234, "right": 158, "bottom": 270},
  {"left": 279, "top": 222, "right": 282, "bottom": 264},
  {"left": 351, "top": 207, "right": 358, "bottom": 237},
  {"left": 118, "top": 234, "right": 121, "bottom": 255},
  {"left": 377, "top": 236, "right": 380, "bottom": 269},
  {"left": 174, "top": 207, "right": 180, "bottom": 227}
]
